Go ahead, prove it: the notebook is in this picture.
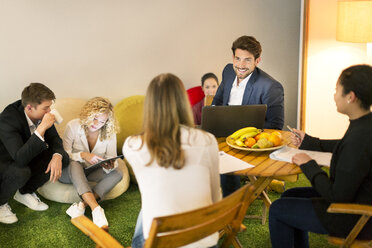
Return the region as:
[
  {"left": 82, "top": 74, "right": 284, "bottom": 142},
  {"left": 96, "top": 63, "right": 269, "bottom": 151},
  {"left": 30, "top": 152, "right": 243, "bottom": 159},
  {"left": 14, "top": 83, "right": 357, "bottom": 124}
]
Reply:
[{"left": 201, "top": 105, "right": 267, "bottom": 137}]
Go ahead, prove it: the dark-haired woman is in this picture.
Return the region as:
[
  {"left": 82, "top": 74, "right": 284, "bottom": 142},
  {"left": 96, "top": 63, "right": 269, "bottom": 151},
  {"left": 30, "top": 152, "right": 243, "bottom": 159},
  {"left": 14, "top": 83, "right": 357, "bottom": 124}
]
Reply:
[
  {"left": 192, "top": 72, "right": 219, "bottom": 125},
  {"left": 269, "top": 64, "right": 372, "bottom": 248}
]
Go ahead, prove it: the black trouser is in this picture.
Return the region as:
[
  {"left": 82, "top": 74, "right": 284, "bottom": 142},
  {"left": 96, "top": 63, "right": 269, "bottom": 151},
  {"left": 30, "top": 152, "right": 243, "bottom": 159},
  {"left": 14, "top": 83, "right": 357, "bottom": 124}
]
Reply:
[
  {"left": 220, "top": 174, "right": 241, "bottom": 197},
  {"left": 0, "top": 163, "right": 31, "bottom": 205},
  {"left": 0, "top": 149, "right": 69, "bottom": 205}
]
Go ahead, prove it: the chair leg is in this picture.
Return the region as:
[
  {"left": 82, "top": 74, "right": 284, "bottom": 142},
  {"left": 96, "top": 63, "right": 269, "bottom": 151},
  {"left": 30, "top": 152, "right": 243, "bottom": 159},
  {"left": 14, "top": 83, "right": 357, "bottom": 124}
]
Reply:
[
  {"left": 244, "top": 176, "right": 271, "bottom": 225},
  {"left": 220, "top": 226, "right": 244, "bottom": 248},
  {"left": 232, "top": 236, "right": 243, "bottom": 248},
  {"left": 245, "top": 197, "right": 268, "bottom": 225}
]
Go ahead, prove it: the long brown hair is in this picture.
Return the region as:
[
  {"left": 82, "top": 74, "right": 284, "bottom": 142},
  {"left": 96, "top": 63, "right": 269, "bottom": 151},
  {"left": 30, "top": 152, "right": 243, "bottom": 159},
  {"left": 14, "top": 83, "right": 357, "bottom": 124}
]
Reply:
[{"left": 142, "top": 73, "right": 194, "bottom": 169}]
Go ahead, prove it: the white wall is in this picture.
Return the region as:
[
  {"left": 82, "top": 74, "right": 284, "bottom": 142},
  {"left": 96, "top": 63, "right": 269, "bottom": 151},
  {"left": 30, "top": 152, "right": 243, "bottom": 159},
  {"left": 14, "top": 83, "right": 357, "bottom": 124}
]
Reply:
[
  {"left": 305, "top": 0, "right": 369, "bottom": 138},
  {"left": 0, "top": 0, "right": 301, "bottom": 128}
]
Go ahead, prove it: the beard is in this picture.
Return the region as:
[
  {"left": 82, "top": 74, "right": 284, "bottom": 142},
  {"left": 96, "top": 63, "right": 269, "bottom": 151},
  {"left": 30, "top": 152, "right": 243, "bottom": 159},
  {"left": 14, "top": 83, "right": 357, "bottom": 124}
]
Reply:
[{"left": 234, "top": 67, "right": 252, "bottom": 81}]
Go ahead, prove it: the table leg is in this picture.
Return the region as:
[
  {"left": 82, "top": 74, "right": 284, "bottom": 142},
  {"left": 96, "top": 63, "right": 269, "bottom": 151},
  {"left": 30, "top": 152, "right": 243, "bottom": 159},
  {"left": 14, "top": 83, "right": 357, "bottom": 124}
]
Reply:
[{"left": 245, "top": 176, "right": 273, "bottom": 224}]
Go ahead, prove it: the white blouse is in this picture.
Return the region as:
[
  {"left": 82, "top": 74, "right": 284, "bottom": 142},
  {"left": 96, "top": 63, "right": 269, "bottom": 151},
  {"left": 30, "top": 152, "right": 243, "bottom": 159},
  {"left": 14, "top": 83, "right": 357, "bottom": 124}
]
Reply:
[
  {"left": 123, "top": 126, "right": 221, "bottom": 248},
  {"left": 63, "top": 118, "right": 118, "bottom": 172}
]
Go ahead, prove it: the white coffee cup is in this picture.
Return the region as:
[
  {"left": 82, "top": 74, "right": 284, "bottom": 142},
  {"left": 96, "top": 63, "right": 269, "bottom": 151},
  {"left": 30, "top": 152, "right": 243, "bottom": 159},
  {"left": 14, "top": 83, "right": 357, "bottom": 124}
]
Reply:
[{"left": 50, "top": 109, "right": 63, "bottom": 124}]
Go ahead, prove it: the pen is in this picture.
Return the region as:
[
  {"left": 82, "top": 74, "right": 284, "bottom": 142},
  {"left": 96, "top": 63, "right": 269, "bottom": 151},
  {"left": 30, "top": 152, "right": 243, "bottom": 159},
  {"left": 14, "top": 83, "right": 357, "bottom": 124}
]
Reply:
[{"left": 286, "top": 125, "right": 301, "bottom": 139}]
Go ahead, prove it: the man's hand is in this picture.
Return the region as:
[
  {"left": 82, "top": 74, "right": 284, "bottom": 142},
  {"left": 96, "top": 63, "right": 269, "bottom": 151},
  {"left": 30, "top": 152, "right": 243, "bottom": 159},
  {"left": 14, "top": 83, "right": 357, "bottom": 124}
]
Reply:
[
  {"left": 292, "top": 153, "right": 312, "bottom": 166},
  {"left": 45, "top": 154, "right": 62, "bottom": 182},
  {"left": 36, "top": 113, "right": 56, "bottom": 137},
  {"left": 80, "top": 152, "right": 104, "bottom": 165}
]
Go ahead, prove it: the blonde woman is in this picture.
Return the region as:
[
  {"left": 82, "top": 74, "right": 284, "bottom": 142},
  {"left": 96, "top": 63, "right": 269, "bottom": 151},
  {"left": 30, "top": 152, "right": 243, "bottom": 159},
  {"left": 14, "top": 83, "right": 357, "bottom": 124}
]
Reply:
[
  {"left": 123, "top": 73, "right": 221, "bottom": 248},
  {"left": 59, "top": 97, "right": 123, "bottom": 229}
]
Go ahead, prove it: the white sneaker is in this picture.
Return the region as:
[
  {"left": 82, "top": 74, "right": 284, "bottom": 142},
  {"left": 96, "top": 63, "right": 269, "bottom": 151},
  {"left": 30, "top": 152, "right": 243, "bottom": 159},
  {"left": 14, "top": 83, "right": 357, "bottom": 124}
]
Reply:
[
  {"left": 92, "top": 206, "right": 108, "bottom": 228},
  {"left": 66, "top": 202, "right": 85, "bottom": 218},
  {"left": 13, "top": 191, "right": 48, "bottom": 211},
  {"left": 0, "top": 203, "right": 18, "bottom": 224}
]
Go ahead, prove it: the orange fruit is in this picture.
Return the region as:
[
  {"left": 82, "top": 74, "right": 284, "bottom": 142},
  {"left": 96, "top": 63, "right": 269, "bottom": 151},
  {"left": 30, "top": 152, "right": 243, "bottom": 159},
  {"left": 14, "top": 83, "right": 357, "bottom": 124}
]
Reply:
[
  {"left": 268, "top": 134, "right": 282, "bottom": 146},
  {"left": 244, "top": 137, "right": 256, "bottom": 148},
  {"left": 255, "top": 132, "right": 270, "bottom": 141},
  {"left": 271, "top": 131, "right": 282, "bottom": 139}
]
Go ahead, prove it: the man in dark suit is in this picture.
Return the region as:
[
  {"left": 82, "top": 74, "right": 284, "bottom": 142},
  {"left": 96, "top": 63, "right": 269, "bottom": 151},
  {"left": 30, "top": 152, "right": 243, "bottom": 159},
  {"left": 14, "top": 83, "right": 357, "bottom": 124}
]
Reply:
[
  {"left": 213, "top": 36, "right": 284, "bottom": 196},
  {"left": 212, "top": 35, "right": 284, "bottom": 129},
  {"left": 0, "top": 83, "right": 69, "bottom": 224}
]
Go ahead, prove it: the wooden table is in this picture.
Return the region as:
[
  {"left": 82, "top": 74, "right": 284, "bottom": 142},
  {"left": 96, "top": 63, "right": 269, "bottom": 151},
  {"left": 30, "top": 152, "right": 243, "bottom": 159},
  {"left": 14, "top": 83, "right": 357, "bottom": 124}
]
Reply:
[{"left": 217, "top": 130, "right": 302, "bottom": 212}]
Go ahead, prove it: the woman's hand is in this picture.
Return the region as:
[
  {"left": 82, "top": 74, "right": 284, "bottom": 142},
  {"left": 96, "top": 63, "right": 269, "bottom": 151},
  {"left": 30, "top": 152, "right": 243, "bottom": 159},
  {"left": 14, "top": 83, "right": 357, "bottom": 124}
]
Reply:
[
  {"left": 101, "top": 160, "right": 115, "bottom": 170},
  {"left": 292, "top": 153, "right": 312, "bottom": 166},
  {"left": 291, "top": 128, "right": 305, "bottom": 148},
  {"left": 80, "top": 152, "right": 104, "bottom": 165}
]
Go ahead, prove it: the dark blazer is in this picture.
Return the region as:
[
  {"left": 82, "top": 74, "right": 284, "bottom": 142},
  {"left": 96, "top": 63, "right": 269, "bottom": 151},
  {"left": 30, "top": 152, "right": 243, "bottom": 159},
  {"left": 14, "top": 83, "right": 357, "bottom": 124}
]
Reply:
[
  {"left": 212, "top": 64, "right": 284, "bottom": 129},
  {"left": 0, "top": 100, "right": 68, "bottom": 168}
]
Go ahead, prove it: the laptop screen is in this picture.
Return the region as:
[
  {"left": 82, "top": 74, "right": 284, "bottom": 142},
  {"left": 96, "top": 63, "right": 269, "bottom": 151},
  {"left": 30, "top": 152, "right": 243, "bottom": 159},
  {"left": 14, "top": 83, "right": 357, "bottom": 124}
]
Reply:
[{"left": 201, "top": 105, "right": 267, "bottom": 137}]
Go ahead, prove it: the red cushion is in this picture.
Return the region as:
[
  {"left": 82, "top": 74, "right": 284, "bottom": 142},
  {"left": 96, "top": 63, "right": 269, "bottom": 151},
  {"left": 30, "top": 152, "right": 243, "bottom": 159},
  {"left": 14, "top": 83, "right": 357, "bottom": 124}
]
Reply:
[{"left": 187, "top": 86, "right": 205, "bottom": 106}]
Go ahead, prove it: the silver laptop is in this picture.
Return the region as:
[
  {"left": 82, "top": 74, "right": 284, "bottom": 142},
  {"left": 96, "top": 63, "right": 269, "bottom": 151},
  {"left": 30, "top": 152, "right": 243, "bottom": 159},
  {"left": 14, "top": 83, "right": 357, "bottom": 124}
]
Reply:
[{"left": 201, "top": 105, "right": 267, "bottom": 137}]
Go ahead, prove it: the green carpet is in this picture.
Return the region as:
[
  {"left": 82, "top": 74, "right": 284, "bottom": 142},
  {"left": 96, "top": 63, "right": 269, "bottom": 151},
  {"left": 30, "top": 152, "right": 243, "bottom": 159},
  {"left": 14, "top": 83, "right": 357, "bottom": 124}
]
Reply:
[{"left": 0, "top": 174, "right": 337, "bottom": 247}]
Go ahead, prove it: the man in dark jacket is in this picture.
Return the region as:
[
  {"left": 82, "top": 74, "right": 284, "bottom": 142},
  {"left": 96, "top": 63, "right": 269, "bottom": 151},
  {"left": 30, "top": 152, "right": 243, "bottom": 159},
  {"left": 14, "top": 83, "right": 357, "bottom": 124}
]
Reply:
[
  {"left": 0, "top": 83, "right": 69, "bottom": 224},
  {"left": 213, "top": 36, "right": 285, "bottom": 197}
]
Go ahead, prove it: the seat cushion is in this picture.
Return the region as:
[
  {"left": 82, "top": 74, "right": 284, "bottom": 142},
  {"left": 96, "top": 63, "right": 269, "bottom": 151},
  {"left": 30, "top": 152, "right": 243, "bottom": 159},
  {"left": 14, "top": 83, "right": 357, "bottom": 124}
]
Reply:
[
  {"left": 37, "top": 159, "right": 130, "bottom": 203},
  {"left": 114, "top": 95, "right": 145, "bottom": 184},
  {"left": 114, "top": 95, "right": 145, "bottom": 154}
]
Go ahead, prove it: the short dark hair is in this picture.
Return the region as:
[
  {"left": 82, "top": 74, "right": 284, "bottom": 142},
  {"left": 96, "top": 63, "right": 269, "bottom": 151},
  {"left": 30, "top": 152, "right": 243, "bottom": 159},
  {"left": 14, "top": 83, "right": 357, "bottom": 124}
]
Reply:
[
  {"left": 21, "top": 83, "right": 55, "bottom": 107},
  {"left": 338, "top": 64, "right": 372, "bottom": 110},
  {"left": 201, "top": 73, "right": 219, "bottom": 87},
  {"left": 231, "top": 36, "right": 262, "bottom": 59}
]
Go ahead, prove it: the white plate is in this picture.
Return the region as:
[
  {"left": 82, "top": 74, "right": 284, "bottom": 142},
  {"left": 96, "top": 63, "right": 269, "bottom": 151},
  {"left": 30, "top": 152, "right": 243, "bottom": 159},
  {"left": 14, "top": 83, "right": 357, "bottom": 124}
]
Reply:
[{"left": 226, "top": 136, "right": 287, "bottom": 152}]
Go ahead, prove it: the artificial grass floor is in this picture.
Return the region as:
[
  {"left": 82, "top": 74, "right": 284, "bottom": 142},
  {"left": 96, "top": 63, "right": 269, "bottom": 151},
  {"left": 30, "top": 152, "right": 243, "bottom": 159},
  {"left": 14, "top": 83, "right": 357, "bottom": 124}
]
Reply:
[{"left": 0, "top": 174, "right": 338, "bottom": 248}]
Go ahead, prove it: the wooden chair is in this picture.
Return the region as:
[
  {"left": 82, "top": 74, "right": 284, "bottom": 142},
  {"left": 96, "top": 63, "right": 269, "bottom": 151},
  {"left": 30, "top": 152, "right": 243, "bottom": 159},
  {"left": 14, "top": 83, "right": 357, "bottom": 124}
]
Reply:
[
  {"left": 327, "top": 203, "right": 372, "bottom": 248},
  {"left": 71, "top": 214, "right": 123, "bottom": 248},
  {"left": 71, "top": 184, "right": 255, "bottom": 248}
]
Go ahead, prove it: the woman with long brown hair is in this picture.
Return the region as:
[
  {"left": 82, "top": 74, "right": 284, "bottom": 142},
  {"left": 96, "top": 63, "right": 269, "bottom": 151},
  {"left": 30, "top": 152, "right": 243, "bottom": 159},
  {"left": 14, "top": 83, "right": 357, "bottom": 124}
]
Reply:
[{"left": 123, "top": 73, "right": 221, "bottom": 248}]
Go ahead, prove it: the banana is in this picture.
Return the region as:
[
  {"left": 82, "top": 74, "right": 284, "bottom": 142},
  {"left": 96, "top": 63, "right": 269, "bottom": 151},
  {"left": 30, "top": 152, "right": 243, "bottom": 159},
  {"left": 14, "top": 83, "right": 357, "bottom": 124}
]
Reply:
[
  {"left": 239, "top": 131, "right": 258, "bottom": 141},
  {"left": 230, "top": 127, "right": 257, "bottom": 139},
  {"left": 235, "top": 139, "right": 246, "bottom": 147}
]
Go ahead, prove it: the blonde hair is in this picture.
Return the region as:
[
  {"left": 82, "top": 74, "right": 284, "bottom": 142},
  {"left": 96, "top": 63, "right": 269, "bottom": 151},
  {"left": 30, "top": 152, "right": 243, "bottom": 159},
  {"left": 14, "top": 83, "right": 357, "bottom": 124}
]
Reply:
[
  {"left": 79, "top": 97, "right": 118, "bottom": 140},
  {"left": 142, "top": 73, "right": 194, "bottom": 169}
]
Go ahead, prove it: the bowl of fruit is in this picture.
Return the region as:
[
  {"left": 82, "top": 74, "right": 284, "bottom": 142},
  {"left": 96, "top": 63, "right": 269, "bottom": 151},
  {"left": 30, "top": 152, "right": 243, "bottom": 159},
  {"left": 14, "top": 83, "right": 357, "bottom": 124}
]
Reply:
[{"left": 226, "top": 127, "right": 286, "bottom": 151}]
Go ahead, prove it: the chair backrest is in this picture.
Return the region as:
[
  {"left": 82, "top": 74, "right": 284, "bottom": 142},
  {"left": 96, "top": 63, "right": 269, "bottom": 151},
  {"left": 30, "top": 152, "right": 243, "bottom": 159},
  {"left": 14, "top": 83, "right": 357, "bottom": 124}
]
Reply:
[
  {"left": 114, "top": 95, "right": 145, "bottom": 155},
  {"left": 327, "top": 203, "right": 372, "bottom": 248},
  {"left": 71, "top": 215, "right": 123, "bottom": 248},
  {"left": 71, "top": 184, "right": 255, "bottom": 248},
  {"left": 144, "top": 184, "right": 255, "bottom": 248},
  {"left": 186, "top": 86, "right": 204, "bottom": 106}
]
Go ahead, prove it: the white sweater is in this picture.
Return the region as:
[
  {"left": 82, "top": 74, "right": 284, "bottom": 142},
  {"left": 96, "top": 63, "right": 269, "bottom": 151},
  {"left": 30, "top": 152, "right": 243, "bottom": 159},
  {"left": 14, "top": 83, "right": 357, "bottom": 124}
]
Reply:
[{"left": 123, "top": 126, "right": 221, "bottom": 248}]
